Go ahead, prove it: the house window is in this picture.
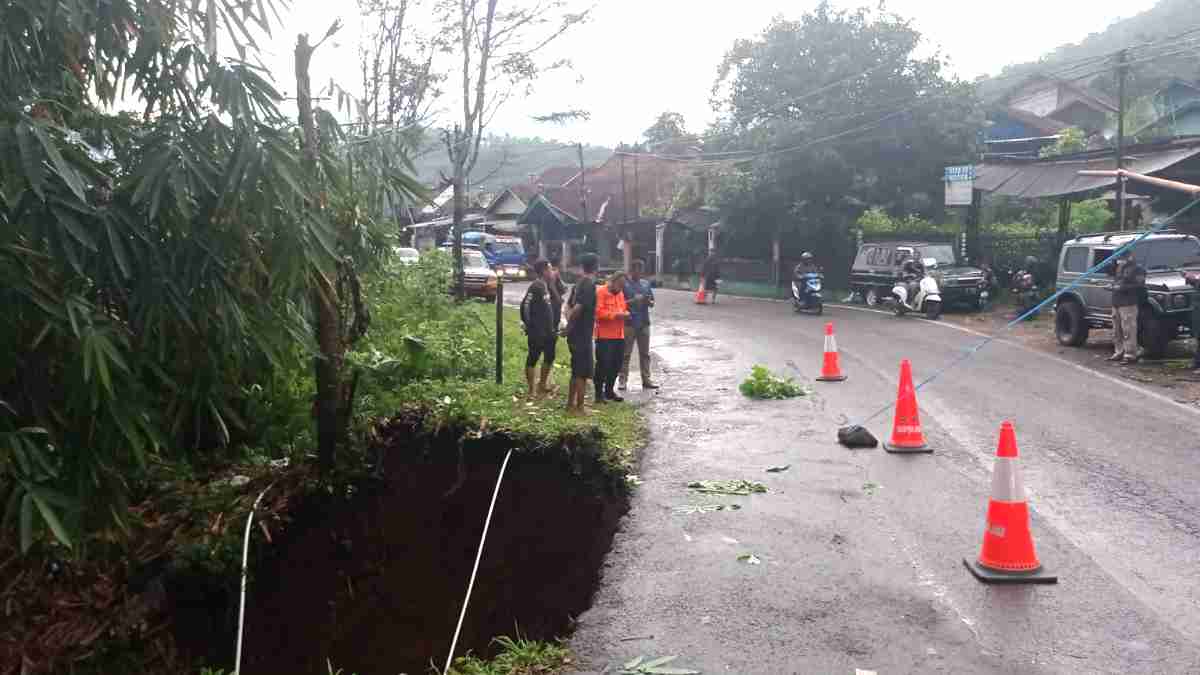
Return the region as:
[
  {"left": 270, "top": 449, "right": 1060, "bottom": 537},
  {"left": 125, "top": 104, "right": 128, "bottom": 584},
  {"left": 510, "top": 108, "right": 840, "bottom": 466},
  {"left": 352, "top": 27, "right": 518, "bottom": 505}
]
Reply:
[{"left": 1063, "top": 247, "right": 1089, "bottom": 273}]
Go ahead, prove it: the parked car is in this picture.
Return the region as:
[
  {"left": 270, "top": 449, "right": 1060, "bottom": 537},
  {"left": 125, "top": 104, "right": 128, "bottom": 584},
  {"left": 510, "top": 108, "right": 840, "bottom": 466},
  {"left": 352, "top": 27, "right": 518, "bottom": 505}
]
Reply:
[
  {"left": 1054, "top": 230, "right": 1200, "bottom": 358},
  {"left": 393, "top": 247, "right": 420, "bottom": 265},
  {"left": 440, "top": 247, "right": 499, "bottom": 302},
  {"left": 460, "top": 231, "right": 528, "bottom": 279},
  {"left": 850, "top": 241, "right": 989, "bottom": 309}
]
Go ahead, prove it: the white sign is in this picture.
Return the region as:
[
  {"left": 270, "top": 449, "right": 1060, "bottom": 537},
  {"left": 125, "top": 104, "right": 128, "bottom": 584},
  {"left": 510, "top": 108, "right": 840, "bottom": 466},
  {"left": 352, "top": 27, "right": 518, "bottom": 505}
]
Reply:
[{"left": 944, "top": 165, "right": 975, "bottom": 206}]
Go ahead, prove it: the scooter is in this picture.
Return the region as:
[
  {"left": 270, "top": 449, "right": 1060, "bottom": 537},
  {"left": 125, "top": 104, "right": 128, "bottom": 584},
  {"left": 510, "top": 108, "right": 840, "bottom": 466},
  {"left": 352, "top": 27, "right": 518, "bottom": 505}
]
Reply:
[
  {"left": 891, "top": 260, "right": 943, "bottom": 320},
  {"left": 791, "top": 271, "right": 824, "bottom": 315}
]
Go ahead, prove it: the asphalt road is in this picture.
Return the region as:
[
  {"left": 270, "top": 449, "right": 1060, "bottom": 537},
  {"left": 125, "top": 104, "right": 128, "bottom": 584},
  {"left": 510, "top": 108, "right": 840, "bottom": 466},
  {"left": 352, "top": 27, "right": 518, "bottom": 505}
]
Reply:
[{"left": 505, "top": 284, "right": 1200, "bottom": 674}]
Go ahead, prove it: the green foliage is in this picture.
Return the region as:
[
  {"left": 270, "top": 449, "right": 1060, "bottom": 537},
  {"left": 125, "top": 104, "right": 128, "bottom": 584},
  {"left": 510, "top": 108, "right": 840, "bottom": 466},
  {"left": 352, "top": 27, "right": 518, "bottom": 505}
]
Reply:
[
  {"left": 1038, "top": 127, "right": 1087, "bottom": 158},
  {"left": 0, "top": 0, "right": 422, "bottom": 552},
  {"left": 448, "top": 635, "right": 572, "bottom": 675},
  {"left": 739, "top": 366, "right": 807, "bottom": 400},
  {"left": 707, "top": 2, "right": 982, "bottom": 248},
  {"left": 643, "top": 112, "right": 690, "bottom": 147},
  {"left": 856, "top": 207, "right": 956, "bottom": 236}
]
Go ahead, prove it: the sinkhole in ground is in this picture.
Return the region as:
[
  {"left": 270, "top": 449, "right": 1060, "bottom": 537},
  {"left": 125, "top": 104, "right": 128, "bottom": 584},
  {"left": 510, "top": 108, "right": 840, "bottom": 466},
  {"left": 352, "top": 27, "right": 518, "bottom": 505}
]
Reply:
[{"left": 236, "top": 430, "right": 629, "bottom": 675}]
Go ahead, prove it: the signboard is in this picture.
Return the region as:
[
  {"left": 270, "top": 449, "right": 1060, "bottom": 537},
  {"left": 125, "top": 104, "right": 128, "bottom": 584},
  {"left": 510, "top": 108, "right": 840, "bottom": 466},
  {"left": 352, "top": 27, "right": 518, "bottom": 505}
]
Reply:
[{"left": 944, "top": 165, "right": 975, "bottom": 206}]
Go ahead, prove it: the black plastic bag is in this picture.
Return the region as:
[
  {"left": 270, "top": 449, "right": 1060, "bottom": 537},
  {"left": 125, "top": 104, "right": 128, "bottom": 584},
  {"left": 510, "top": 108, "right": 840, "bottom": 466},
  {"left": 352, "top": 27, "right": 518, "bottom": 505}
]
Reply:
[{"left": 837, "top": 425, "right": 878, "bottom": 448}]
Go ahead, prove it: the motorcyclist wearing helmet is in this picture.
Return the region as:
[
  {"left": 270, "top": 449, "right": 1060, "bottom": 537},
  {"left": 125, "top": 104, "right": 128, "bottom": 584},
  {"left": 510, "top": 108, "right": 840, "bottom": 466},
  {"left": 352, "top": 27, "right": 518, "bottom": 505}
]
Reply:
[
  {"left": 1012, "top": 256, "right": 1040, "bottom": 319},
  {"left": 898, "top": 254, "right": 925, "bottom": 304},
  {"left": 794, "top": 251, "right": 819, "bottom": 279}
]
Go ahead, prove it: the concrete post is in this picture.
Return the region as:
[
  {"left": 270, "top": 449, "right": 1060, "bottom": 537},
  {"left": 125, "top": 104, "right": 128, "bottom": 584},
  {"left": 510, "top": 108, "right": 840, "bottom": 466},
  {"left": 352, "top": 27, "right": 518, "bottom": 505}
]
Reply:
[{"left": 655, "top": 223, "right": 666, "bottom": 278}]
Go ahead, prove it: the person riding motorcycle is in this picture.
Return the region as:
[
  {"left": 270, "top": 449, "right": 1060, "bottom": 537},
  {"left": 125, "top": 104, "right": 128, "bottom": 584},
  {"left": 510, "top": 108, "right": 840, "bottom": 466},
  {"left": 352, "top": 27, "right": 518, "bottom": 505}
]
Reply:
[
  {"left": 793, "top": 252, "right": 819, "bottom": 280},
  {"left": 898, "top": 255, "right": 925, "bottom": 304},
  {"left": 1012, "top": 256, "right": 1039, "bottom": 318}
]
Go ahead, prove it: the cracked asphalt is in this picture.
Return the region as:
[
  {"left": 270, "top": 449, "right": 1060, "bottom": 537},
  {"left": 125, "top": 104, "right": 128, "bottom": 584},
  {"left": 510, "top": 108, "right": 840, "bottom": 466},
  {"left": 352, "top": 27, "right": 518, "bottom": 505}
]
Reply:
[{"left": 506, "top": 284, "right": 1200, "bottom": 674}]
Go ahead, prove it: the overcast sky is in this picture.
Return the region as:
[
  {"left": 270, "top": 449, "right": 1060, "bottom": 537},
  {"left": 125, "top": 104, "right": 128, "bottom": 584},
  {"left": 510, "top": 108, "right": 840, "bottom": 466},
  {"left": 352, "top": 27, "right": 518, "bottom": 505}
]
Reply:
[{"left": 254, "top": 0, "right": 1160, "bottom": 147}]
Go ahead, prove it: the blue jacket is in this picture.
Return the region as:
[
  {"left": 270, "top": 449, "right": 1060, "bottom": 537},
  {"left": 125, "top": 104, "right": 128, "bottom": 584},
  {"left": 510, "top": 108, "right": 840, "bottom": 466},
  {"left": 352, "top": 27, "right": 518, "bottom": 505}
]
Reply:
[{"left": 623, "top": 278, "right": 654, "bottom": 329}]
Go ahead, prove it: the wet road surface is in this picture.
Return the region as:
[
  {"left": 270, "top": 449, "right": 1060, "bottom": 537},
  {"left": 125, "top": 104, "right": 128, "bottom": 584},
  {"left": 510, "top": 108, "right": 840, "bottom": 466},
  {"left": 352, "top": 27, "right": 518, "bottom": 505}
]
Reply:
[{"left": 507, "top": 284, "right": 1200, "bottom": 673}]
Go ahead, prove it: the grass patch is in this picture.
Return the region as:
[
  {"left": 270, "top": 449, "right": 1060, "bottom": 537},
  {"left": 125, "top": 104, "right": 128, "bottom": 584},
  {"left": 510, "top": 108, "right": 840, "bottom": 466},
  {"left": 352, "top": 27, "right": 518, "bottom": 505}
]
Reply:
[
  {"left": 368, "top": 304, "right": 645, "bottom": 472},
  {"left": 448, "top": 635, "right": 573, "bottom": 675}
]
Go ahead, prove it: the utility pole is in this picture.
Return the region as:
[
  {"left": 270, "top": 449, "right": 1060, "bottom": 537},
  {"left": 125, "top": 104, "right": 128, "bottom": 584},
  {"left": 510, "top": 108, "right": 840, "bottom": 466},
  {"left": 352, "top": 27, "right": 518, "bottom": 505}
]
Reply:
[{"left": 1116, "top": 49, "right": 1129, "bottom": 230}]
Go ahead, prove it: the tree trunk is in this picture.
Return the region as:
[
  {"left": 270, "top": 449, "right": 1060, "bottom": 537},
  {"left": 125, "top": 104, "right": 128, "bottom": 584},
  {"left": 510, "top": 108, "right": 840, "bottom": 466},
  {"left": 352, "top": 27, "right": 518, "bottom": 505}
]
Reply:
[
  {"left": 452, "top": 170, "right": 466, "bottom": 300},
  {"left": 297, "top": 33, "right": 340, "bottom": 472}
]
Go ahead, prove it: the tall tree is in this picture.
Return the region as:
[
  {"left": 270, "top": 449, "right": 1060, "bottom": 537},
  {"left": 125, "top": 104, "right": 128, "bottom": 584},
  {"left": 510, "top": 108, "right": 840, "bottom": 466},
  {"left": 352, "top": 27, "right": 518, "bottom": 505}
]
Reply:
[
  {"left": 643, "top": 111, "right": 690, "bottom": 148},
  {"left": 708, "top": 2, "right": 981, "bottom": 251},
  {"left": 437, "top": 0, "right": 590, "bottom": 296},
  {"left": 356, "top": 0, "right": 444, "bottom": 129}
]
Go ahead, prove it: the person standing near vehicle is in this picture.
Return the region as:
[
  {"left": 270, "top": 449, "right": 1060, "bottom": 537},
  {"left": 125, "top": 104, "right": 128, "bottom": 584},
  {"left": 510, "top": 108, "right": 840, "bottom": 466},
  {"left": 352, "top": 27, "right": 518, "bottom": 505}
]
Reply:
[
  {"left": 594, "top": 270, "right": 630, "bottom": 403},
  {"left": 1109, "top": 249, "right": 1146, "bottom": 365},
  {"left": 565, "top": 254, "right": 599, "bottom": 415},
  {"left": 521, "top": 259, "right": 557, "bottom": 399},
  {"left": 619, "top": 259, "right": 659, "bottom": 392},
  {"left": 701, "top": 254, "right": 721, "bottom": 304},
  {"left": 1187, "top": 271, "right": 1200, "bottom": 372}
]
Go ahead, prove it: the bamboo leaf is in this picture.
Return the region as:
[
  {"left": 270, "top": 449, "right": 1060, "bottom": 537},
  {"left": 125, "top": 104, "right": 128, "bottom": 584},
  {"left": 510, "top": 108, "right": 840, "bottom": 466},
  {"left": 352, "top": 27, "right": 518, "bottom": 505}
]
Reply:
[
  {"left": 31, "top": 123, "right": 86, "bottom": 201},
  {"left": 106, "top": 221, "right": 132, "bottom": 278},
  {"left": 15, "top": 123, "right": 45, "bottom": 200},
  {"left": 31, "top": 493, "right": 73, "bottom": 549},
  {"left": 52, "top": 205, "right": 99, "bottom": 251},
  {"left": 19, "top": 492, "right": 33, "bottom": 552}
]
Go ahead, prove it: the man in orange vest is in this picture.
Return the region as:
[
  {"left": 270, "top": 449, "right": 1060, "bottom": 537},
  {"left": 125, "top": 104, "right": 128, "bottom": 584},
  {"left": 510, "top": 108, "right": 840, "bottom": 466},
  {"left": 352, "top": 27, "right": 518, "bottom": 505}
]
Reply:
[{"left": 594, "top": 270, "right": 630, "bottom": 403}]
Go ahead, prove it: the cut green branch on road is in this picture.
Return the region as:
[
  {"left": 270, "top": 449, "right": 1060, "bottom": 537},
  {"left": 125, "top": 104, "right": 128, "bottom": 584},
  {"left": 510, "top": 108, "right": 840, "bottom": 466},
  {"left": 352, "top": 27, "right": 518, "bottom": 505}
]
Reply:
[{"left": 739, "top": 365, "right": 807, "bottom": 400}]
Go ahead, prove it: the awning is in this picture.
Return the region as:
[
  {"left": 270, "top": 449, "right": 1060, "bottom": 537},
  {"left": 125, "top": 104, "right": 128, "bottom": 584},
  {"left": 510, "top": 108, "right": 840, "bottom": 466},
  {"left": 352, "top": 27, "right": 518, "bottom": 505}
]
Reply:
[{"left": 974, "top": 142, "right": 1200, "bottom": 198}]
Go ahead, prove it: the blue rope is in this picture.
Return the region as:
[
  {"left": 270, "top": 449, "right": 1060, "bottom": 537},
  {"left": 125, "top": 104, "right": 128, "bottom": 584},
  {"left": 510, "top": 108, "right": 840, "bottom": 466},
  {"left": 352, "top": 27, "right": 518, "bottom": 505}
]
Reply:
[{"left": 853, "top": 195, "right": 1200, "bottom": 428}]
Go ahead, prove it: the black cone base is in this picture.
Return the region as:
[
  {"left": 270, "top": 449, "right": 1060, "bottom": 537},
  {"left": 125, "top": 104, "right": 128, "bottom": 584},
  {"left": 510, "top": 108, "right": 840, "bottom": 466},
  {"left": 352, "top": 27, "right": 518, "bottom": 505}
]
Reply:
[{"left": 963, "top": 558, "right": 1057, "bottom": 584}]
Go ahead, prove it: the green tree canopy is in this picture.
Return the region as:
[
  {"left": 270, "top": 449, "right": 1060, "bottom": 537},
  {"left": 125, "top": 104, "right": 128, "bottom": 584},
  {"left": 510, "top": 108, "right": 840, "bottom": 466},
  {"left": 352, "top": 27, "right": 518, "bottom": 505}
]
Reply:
[{"left": 706, "top": 2, "right": 981, "bottom": 248}]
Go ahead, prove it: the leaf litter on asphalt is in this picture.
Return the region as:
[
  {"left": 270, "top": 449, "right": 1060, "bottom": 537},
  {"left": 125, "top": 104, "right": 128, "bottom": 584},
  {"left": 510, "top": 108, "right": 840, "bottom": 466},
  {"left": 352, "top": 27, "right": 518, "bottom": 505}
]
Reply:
[
  {"left": 737, "top": 553, "right": 762, "bottom": 565},
  {"left": 673, "top": 503, "right": 741, "bottom": 515},
  {"left": 765, "top": 465, "right": 790, "bottom": 473},
  {"left": 687, "top": 479, "right": 767, "bottom": 495},
  {"left": 620, "top": 654, "right": 701, "bottom": 674}
]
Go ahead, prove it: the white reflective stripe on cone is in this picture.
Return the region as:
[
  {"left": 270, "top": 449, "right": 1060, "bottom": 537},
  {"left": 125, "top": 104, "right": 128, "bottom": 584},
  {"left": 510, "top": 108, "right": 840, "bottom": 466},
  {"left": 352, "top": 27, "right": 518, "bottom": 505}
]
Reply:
[
  {"left": 825, "top": 334, "right": 837, "bottom": 352},
  {"left": 989, "top": 456, "right": 1026, "bottom": 503}
]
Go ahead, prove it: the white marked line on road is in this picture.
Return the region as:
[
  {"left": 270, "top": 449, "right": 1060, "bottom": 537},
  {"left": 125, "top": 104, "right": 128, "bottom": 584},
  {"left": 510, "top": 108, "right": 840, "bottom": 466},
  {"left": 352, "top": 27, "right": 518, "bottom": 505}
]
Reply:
[{"left": 829, "top": 303, "right": 1200, "bottom": 419}]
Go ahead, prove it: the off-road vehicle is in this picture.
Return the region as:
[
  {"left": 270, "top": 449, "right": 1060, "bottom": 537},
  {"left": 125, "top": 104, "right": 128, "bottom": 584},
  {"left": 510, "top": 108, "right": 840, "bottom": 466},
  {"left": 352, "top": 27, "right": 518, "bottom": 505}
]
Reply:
[
  {"left": 850, "top": 241, "right": 988, "bottom": 309},
  {"left": 1054, "top": 230, "right": 1200, "bottom": 358}
]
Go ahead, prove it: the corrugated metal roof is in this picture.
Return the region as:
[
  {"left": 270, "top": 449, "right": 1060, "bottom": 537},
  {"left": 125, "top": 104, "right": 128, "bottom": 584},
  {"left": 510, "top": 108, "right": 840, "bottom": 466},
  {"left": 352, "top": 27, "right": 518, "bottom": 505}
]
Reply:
[{"left": 974, "top": 142, "right": 1200, "bottom": 198}]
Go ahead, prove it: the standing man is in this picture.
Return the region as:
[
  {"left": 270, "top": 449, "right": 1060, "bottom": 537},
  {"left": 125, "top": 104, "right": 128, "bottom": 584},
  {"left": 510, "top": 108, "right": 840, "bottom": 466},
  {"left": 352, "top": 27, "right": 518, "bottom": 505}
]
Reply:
[
  {"left": 619, "top": 259, "right": 659, "bottom": 392},
  {"left": 520, "top": 259, "right": 557, "bottom": 399},
  {"left": 594, "top": 270, "right": 630, "bottom": 403},
  {"left": 1187, "top": 271, "right": 1200, "bottom": 372},
  {"left": 1109, "top": 249, "right": 1146, "bottom": 365},
  {"left": 701, "top": 254, "right": 721, "bottom": 304},
  {"left": 565, "top": 253, "right": 599, "bottom": 415}
]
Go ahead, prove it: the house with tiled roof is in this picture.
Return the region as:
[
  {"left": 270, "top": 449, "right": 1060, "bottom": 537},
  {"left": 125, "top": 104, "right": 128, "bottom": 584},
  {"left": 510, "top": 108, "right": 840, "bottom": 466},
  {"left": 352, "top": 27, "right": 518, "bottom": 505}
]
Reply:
[
  {"left": 518, "top": 152, "right": 711, "bottom": 273},
  {"left": 985, "top": 74, "right": 1119, "bottom": 158}
]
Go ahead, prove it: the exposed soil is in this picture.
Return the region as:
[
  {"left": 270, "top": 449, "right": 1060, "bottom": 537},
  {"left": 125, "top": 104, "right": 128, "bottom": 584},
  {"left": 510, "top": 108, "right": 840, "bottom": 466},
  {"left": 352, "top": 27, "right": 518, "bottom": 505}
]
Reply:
[{"left": 237, "top": 416, "right": 629, "bottom": 675}]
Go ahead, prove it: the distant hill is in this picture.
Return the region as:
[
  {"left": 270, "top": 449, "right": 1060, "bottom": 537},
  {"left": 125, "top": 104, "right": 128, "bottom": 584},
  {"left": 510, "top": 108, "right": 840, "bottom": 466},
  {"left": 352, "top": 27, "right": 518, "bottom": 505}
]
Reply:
[
  {"left": 979, "top": 0, "right": 1200, "bottom": 102},
  {"left": 409, "top": 134, "right": 612, "bottom": 191}
]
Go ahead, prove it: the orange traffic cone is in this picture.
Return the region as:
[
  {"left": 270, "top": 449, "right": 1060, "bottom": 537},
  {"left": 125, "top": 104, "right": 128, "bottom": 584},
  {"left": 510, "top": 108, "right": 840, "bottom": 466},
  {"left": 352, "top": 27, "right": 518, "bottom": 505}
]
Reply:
[
  {"left": 694, "top": 281, "right": 707, "bottom": 305},
  {"left": 964, "top": 422, "right": 1057, "bottom": 584},
  {"left": 815, "top": 322, "right": 847, "bottom": 382},
  {"left": 883, "top": 359, "right": 931, "bottom": 454}
]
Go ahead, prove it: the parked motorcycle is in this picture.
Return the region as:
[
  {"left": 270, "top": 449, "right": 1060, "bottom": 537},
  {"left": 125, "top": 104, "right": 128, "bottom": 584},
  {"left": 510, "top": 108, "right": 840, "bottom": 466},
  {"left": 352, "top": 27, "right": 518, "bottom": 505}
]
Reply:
[
  {"left": 791, "top": 271, "right": 824, "bottom": 315},
  {"left": 891, "top": 259, "right": 943, "bottom": 320}
]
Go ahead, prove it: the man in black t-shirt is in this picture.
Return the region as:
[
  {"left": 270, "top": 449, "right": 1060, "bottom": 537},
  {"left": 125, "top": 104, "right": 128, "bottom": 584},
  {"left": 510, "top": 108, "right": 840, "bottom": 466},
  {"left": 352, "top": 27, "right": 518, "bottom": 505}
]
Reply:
[
  {"left": 523, "top": 259, "right": 557, "bottom": 399},
  {"left": 1109, "top": 249, "right": 1146, "bottom": 364},
  {"left": 565, "top": 253, "right": 599, "bottom": 415}
]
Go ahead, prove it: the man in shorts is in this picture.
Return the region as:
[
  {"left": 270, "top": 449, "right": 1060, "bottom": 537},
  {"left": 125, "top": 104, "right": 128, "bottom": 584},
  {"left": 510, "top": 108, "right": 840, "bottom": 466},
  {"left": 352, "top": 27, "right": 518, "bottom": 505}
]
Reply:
[
  {"left": 565, "top": 253, "right": 599, "bottom": 415},
  {"left": 521, "top": 259, "right": 558, "bottom": 399}
]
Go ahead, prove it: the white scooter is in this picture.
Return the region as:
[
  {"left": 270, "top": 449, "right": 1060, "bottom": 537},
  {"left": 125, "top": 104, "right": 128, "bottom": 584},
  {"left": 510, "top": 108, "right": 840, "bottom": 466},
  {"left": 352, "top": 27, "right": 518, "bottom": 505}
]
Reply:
[{"left": 891, "top": 258, "right": 943, "bottom": 320}]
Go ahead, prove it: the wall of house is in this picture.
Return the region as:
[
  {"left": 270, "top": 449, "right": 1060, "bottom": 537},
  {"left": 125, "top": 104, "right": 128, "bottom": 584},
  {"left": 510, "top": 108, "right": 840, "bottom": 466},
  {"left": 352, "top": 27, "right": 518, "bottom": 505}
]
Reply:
[
  {"left": 491, "top": 194, "right": 527, "bottom": 217},
  {"left": 1053, "top": 102, "right": 1107, "bottom": 134}
]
